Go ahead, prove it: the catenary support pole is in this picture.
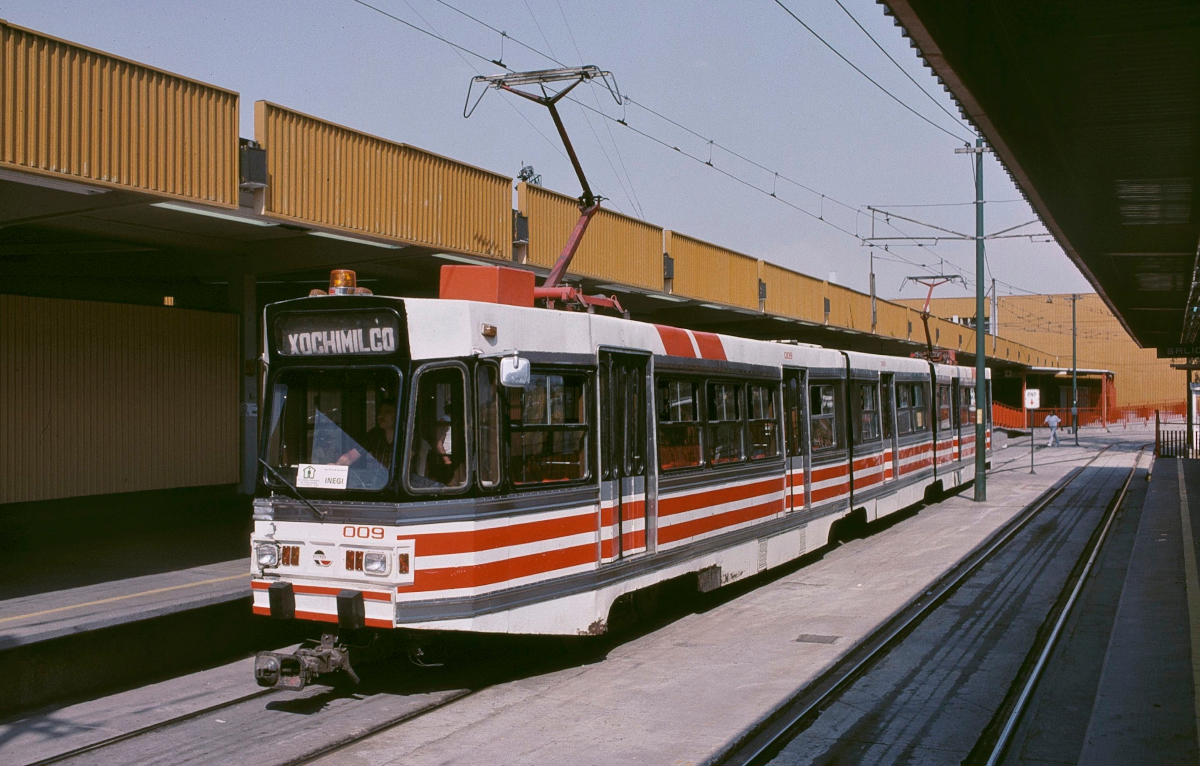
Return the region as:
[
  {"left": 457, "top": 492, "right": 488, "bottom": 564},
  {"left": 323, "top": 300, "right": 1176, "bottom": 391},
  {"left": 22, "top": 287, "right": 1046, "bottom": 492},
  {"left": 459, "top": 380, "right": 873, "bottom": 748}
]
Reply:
[
  {"left": 973, "top": 138, "right": 987, "bottom": 500},
  {"left": 1072, "top": 294, "right": 1079, "bottom": 446}
]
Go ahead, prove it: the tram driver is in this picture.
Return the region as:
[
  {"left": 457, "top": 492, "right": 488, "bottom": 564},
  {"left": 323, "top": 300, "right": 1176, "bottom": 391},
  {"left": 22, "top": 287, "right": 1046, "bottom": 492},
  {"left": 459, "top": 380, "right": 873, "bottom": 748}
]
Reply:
[{"left": 337, "top": 400, "right": 397, "bottom": 468}]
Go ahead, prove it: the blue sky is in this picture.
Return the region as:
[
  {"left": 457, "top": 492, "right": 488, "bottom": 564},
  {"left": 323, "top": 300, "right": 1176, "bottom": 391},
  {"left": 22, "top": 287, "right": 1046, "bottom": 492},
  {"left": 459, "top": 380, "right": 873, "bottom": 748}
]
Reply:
[{"left": 2, "top": 0, "right": 1094, "bottom": 300}]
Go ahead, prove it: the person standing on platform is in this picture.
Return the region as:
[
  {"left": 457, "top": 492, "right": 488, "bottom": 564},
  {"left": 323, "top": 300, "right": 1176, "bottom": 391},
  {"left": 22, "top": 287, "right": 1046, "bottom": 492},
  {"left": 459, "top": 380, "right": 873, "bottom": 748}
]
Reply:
[{"left": 1044, "top": 412, "right": 1061, "bottom": 447}]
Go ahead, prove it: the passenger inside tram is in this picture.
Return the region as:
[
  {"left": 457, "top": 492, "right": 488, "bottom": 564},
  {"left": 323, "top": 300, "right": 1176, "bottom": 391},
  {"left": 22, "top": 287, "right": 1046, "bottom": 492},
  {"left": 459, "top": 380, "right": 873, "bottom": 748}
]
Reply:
[
  {"left": 408, "top": 368, "right": 467, "bottom": 490},
  {"left": 425, "top": 416, "right": 458, "bottom": 484}
]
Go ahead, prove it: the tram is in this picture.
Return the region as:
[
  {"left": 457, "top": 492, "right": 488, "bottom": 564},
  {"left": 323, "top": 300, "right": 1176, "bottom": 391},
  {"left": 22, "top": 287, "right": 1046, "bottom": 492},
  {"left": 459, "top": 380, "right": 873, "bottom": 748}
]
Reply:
[{"left": 250, "top": 265, "right": 990, "bottom": 688}]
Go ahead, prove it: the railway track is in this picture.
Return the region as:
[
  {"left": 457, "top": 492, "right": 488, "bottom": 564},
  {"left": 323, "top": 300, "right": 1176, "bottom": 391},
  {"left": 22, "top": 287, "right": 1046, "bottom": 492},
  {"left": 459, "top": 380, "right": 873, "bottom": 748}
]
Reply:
[
  {"left": 715, "top": 443, "right": 1146, "bottom": 766},
  {"left": 11, "top": 440, "right": 1140, "bottom": 766},
  {"left": 19, "top": 668, "right": 472, "bottom": 766},
  {"left": 13, "top": 632, "right": 600, "bottom": 766}
]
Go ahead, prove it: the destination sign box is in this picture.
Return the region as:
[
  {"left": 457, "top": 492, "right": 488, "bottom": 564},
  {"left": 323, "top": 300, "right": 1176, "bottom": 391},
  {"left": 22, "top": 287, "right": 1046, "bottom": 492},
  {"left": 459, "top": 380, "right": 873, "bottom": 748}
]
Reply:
[
  {"left": 1156, "top": 344, "right": 1200, "bottom": 358},
  {"left": 275, "top": 309, "right": 401, "bottom": 356}
]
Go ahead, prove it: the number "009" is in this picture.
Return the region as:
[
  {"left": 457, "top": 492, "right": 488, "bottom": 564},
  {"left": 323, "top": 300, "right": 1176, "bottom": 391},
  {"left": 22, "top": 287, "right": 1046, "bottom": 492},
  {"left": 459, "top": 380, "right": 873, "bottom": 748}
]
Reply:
[{"left": 342, "top": 525, "right": 384, "bottom": 540}]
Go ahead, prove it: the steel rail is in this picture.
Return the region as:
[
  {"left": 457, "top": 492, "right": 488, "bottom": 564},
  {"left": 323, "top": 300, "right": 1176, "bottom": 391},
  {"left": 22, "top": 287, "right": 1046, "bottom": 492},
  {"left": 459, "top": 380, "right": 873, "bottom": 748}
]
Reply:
[
  {"left": 24, "top": 680, "right": 475, "bottom": 766},
  {"left": 714, "top": 446, "right": 1114, "bottom": 766},
  {"left": 983, "top": 447, "right": 1147, "bottom": 765},
  {"left": 277, "top": 688, "right": 476, "bottom": 766},
  {"left": 23, "top": 687, "right": 277, "bottom": 766}
]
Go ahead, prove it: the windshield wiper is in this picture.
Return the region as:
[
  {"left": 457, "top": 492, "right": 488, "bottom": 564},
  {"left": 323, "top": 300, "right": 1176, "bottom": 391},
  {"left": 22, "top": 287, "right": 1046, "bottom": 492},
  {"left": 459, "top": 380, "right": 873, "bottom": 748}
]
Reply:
[{"left": 258, "top": 458, "right": 327, "bottom": 520}]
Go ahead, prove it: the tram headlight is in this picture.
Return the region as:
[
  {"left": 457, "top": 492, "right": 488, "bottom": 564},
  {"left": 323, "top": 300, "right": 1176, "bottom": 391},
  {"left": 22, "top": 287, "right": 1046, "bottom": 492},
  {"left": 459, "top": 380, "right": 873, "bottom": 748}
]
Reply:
[
  {"left": 256, "top": 543, "right": 280, "bottom": 568},
  {"left": 363, "top": 551, "right": 389, "bottom": 575}
]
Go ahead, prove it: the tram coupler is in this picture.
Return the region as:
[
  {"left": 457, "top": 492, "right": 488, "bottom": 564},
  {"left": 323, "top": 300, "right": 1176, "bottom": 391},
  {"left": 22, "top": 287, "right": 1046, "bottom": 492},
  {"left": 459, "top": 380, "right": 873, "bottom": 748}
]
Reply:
[{"left": 254, "top": 633, "right": 359, "bottom": 690}]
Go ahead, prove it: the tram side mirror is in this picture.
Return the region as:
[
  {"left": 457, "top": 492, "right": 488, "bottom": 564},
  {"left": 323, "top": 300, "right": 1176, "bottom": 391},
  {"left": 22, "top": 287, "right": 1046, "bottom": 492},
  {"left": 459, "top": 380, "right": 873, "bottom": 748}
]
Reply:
[{"left": 499, "top": 355, "right": 531, "bottom": 388}]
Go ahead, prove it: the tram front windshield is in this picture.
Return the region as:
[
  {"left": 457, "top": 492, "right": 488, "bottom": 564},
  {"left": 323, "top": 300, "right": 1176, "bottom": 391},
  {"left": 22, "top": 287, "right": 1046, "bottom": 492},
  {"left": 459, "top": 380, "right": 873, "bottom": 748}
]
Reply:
[{"left": 264, "top": 368, "right": 400, "bottom": 491}]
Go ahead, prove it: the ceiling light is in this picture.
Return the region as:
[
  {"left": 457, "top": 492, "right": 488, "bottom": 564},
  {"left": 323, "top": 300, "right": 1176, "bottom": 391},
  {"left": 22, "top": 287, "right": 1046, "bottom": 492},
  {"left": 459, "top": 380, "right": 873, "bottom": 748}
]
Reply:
[
  {"left": 434, "top": 253, "right": 486, "bottom": 264},
  {"left": 151, "top": 201, "right": 277, "bottom": 227},
  {"left": 308, "top": 231, "right": 401, "bottom": 248},
  {"left": 0, "top": 168, "right": 109, "bottom": 195},
  {"left": 645, "top": 293, "right": 689, "bottom": 303}
]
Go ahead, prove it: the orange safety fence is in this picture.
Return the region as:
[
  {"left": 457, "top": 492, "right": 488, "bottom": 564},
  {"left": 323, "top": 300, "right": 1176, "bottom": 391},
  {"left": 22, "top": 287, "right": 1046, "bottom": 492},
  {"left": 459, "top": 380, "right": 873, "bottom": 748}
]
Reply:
[
  {"left": 991, "top": 402, "right": 1026, "bottom": 429},
  {"left": 992, "top": 400, "right": 1186, "bottom": 430}
]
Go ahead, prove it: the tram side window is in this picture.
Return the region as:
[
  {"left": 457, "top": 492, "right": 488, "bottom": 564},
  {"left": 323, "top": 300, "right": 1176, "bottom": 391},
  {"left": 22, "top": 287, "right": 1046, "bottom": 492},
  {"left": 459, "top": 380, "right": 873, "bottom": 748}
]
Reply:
[
  {"left": 937, "top": 384, "right": 953, "bottom": 431},
  {"left": 506, "top": 372, "right": 589, "bottom": 485},
  {"left": 809, "top": 383, "right": 842, "bottom": 451},
  {"left": 476, "top": 365, "right": 500, "bottom": 488},
  {"left": 748, "top": 383, "right": 780, "bottom": 460},
  {"left": 881, "top": 378, "right": 895, "bottom": 441},
  {"left": 911, "top": 383, "right": 929, "bottom": 432},
  {"left": 407, "top": 366, "right": 468, "bottom": 491},
  {"left": 895, "top": 383, "right": 913, "bottom": 434},
  {"left": 783, "top": 376, "right": 806, "bottom": 456},
  {"left": 895, "top": 382, "right": 929, "bottom": 436},
  {"left": 960, "top": 386, "right": 973, "bottom": 428},
  {"left": 657, "top": 378, "right": 702, "bottom": 470},
  {"left": 707, "top": 381, "right": 745, "bottom": 465},
  {"left": 853, "top": 381, "right": 881, "bottom": 445}
]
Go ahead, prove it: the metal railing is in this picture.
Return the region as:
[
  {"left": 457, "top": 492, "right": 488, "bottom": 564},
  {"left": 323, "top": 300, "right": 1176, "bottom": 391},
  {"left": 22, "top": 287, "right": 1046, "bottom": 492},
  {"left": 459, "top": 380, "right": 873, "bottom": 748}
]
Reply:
[{"left": 1155, "top": 410, "right": 1198, "bottom": 458}]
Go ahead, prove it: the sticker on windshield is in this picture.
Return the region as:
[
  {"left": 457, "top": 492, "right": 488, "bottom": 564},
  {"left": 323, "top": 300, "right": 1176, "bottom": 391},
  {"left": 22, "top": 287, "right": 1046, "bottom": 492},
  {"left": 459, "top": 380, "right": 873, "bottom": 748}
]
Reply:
[{"left": 295, "top": 464, "right": 350, "bottom": 490}]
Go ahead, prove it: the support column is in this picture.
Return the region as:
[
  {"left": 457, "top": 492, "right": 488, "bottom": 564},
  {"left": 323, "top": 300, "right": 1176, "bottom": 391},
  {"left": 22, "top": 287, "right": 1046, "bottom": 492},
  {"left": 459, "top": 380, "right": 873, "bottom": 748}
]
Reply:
[
  {"left": 1188, "top": 371, "right": 1195, "bottom": 459},
  {"left": 1101, "top": 373, "right": 1108, "bottom": 429},
  {"left": 231, "top": 270, "right": 259, "bottom": 495}
]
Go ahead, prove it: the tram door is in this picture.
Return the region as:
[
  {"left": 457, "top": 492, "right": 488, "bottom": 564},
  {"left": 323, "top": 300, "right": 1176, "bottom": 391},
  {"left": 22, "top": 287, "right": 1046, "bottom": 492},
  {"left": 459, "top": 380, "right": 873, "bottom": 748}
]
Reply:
[
  {"left": 599, "top": 352, "right": 650, "bottom": 562},
  {"left": 881, "top": 373, "right": 899, "bottom": 483},
  {"left": 951, "top": 377, "right": 965, "bottom": 462},
  {"left": 782, "top": 369, "right": 809, "bottom": 511}
]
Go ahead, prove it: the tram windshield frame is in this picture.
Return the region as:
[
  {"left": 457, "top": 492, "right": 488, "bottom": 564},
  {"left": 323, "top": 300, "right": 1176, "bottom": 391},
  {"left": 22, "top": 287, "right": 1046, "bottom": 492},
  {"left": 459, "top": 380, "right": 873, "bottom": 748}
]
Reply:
[{"left": 262, "top": 366, "right": 402, "bottom": 493}]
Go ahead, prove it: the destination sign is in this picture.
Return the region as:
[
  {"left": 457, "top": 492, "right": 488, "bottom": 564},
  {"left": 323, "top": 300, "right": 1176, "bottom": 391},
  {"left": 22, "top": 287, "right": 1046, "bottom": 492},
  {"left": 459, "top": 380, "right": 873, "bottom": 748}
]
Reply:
[
  {"left": 1156, "top": 344, "right": 1200, "bottom": 359},
  {"left": 275, "top": 309, "right": 401, "bottom": 357}
]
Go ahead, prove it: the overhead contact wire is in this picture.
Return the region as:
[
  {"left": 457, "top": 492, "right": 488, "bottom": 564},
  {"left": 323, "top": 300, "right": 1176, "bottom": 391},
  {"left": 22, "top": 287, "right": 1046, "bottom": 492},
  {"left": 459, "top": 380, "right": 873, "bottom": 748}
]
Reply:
[
  {"left": 353, "top": 0, "right": 971, "bottom": 284},
  {"left": 773, "top": 0, "right": 974, "bottom": 144}
]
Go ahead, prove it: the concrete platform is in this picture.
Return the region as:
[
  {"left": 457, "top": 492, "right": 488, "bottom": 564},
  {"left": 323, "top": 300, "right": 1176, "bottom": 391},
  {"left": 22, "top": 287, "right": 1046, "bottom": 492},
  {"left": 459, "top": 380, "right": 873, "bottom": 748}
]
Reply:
[
  {"left": 0, "top": 559, "right": 247, "bottom": 650},
  {"left": 10, "top": 426, "right": 1193, "bottom": 764},
  {"left": 312, "top": 432, "right": 1153, "bottom": 766},
  {"left": 0, "top": 486, "right": 255, "bottom": 714},
  {"left": 1073, "top": 455, "right": 1200, "bottom": 764}
]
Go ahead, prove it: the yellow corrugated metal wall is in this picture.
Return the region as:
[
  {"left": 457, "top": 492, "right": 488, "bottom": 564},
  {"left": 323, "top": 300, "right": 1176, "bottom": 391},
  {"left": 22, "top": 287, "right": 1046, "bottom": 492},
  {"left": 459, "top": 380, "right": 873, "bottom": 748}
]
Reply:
[
  {"left": 0, "top": 20, "right": 239, "bottom": 206},
  {"left": 825, "top": 283, "right": 873, "bottom": 332},
  {"left": 902, "top": 293, "right": 1180, "bottom": 405},
  {"left": 874, "top": 300, "right": 913, "bottom": 341},
  {"left": 0, "top": 295, "right": 239, "bottom": 504},
  {"left": 664, "top": 231, "right": 759, "bottom": 309},
  {"left": 255, "top": 101, "right": 512, "bottom": 259},
  {"left": 517, "top": 183, "right": 663, "bottom": 290},
  {"left": 760, "top": 262, "right": 824, "bottom": 321}
]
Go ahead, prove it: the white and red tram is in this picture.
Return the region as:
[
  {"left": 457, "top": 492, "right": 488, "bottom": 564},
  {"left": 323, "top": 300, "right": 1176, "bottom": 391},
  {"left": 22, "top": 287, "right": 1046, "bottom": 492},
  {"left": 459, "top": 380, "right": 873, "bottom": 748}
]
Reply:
[{"left": 250, "top": 266, "right": 990, "bottom": 687}]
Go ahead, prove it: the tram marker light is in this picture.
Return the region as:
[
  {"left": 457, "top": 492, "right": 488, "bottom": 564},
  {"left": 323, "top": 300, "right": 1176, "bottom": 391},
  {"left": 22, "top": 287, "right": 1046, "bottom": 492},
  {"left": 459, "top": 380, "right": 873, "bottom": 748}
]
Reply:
[{"left": 329, "top": 269, "right": 357, "bottom": 295}]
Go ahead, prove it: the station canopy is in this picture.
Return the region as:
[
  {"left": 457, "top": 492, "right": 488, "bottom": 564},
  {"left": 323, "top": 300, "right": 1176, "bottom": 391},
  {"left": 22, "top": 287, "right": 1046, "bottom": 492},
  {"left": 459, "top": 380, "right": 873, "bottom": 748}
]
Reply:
[{"left": 884, "top": 1, "right": 1200, "bottom": 351}]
